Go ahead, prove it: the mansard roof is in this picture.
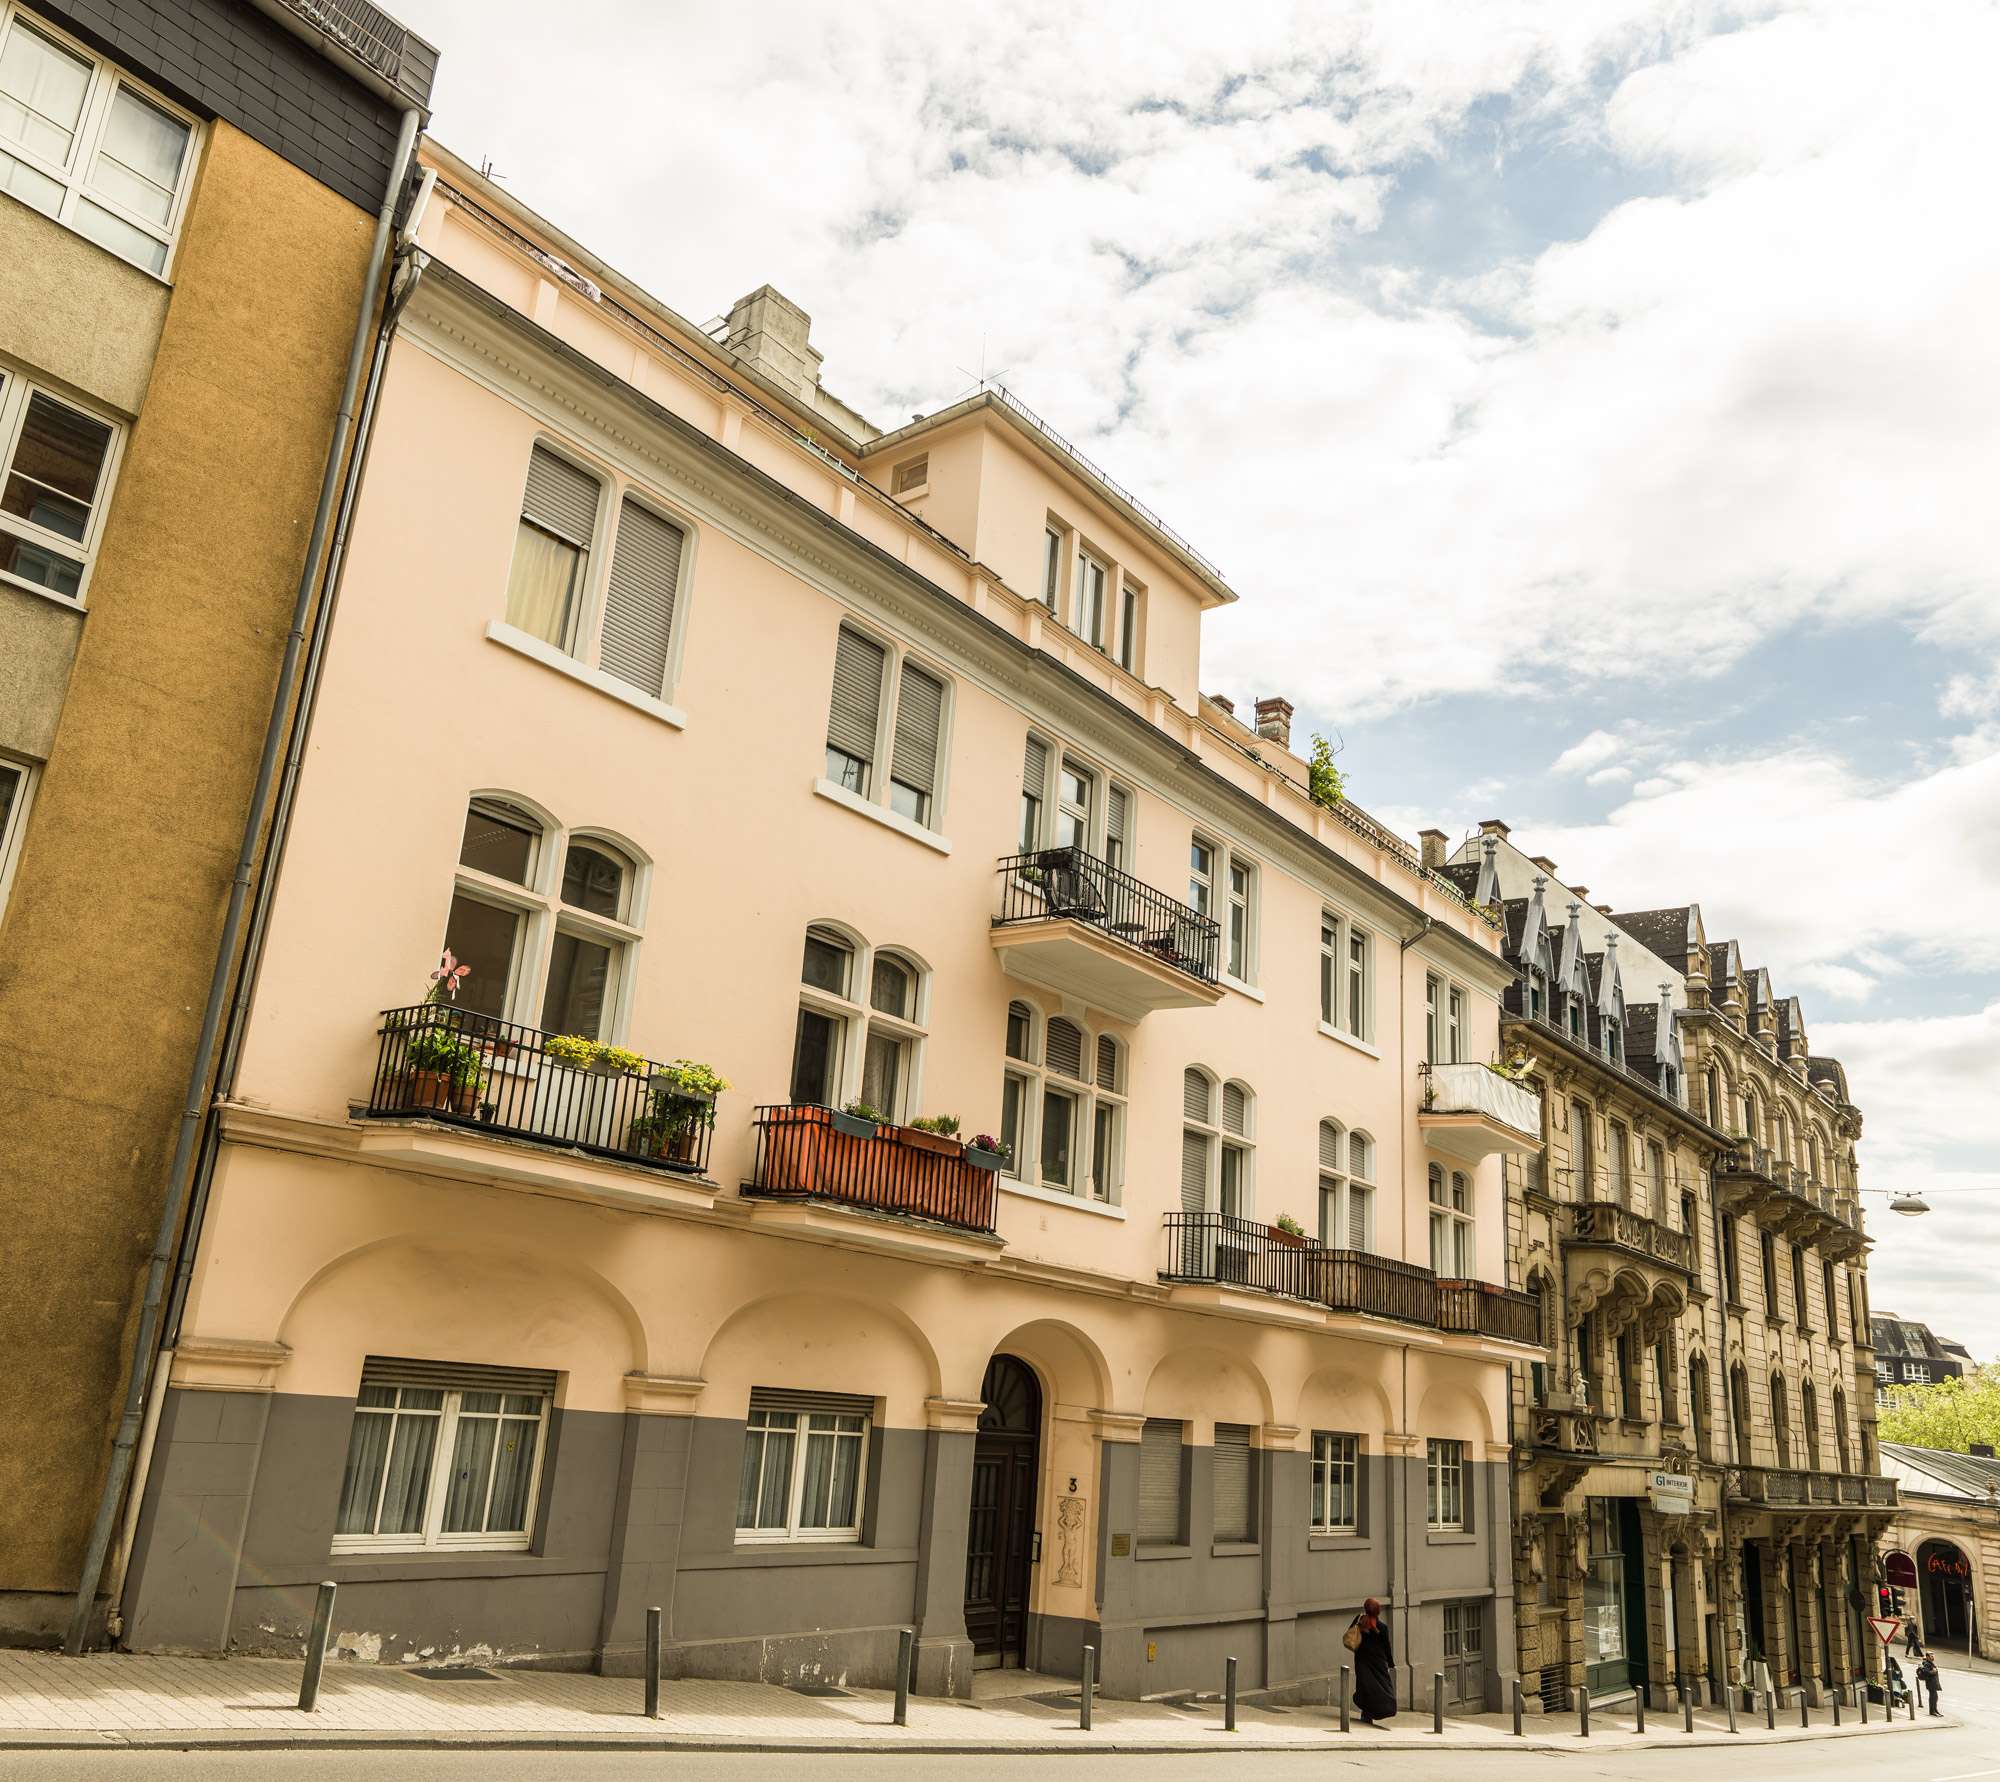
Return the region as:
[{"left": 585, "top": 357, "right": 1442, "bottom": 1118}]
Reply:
[
  {"left": 1807, "top": 1055, "right": 1851, "bottom": 1100},
  {"left": 1609, "top": 906, "right": 1696, "bottom": 963}
]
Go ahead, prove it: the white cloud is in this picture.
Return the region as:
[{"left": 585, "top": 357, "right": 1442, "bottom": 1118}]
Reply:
[
  {"left": 1552, "top": 730, "right": 1623, "bottom": 776},
  {"left": 1585, "top": 765, "right": 1634, "bottom": 786}
]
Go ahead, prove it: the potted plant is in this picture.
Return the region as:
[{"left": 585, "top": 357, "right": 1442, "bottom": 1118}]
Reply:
[
  {"left": 1270, "top": 1212, "right": 1309, "bottom": 1248},
  {"left": 398, "top": 950, "right": 485, "bottom": 1113},
  {"left": 630, "top": 1059, "right": 729, "bottom": 1163},
  {"left": 831, "top": 1099, "right": 885, "bottom": 1140},
  {"left": 903, "top": 1113, "right": 963, "bottom": 1157},
  {"left": 965, "top": 1134, "right": 1009, "bottom": 1172},
  {"left": 544, "top": 1032, "right": 597, "bottom": 1070}
]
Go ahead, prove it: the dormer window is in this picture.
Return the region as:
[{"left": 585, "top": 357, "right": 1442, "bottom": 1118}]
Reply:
[
  {"left": 891, "top": 454, "right": 928, "bottom": 496},
  {"left": 1527, "top": 968, "right": 1544, "bottom": 1021},
  {"left": 1568, "top": 997, "right": 1583, "bottom": 1040}
]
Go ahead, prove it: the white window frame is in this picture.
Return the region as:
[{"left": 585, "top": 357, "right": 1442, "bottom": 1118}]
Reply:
[
  {"left": 998, "top": 997, "right": 1123, "bottom": 1203},
  {"left": 444, "top": 795, "right": 649, "bottom": 1044},
  {"left": 793, "top": 923, "right": 927, "bottom": 1119},
  {"left": 1318, "top": 1120, "right": 1375, "bottom": 1252},
  {"left": 0, "top": 750, "right": 35, "bottom": 923},
  {"left": 492, "top": 435, "right": 699, "bottom": 712},
  {"left": 734, "top": 1396, "right": 872, "bottom": 1546},
  {"left": 1018, "top": 728, "right": 1132, "bottom": 865},
  {"left": 1182, "top": 1068, "right": 1254, "bottom": 1221},
  {"left": 1041, "top": 519, "right": 1067, "bottom": 611},
  {"left": 0, "top": 5, "right": 201, "bottom": 277},
  {"left": 1426, "top": 1437, "right": 1465, "bottom": 1531},
  {"left": 1224, "top": 853, "right": 1257, "bottom": 985},
  {"left": 1311, "top": 1430, "right": 1359, "bottom": 1534},
  {"left": 0, "top": 360, "right": 124, "bottom": 609},
  {"left": 1428, "top": 1163, "right": 1474, "bottom": 1276},
  {"left": 1073, "top": 544, "right": 1108, "bottom": 649},
  {"left": 817, "top": 617, "right": 954, "bottom": 835},
  {"left": 858, "top": 947, "right": 929, "bottom": 1123},
  {"left": 331, "top": 1382, "right": 551, "bottom": 1555}
]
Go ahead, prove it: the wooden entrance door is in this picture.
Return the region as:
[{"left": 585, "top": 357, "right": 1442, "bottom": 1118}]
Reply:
[{"left": 964, "top": 1355, "right": 1041, "bottom": 1667}]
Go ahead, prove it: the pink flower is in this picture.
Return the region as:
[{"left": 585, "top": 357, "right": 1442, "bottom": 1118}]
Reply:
[{"left": 429, "top": 949, "right": 471, "bottom": 1002}]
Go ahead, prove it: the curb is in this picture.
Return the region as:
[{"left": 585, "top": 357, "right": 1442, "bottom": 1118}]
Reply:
[{"left": 0, "top": 1716, "right": 1953, "bottom": 1757}]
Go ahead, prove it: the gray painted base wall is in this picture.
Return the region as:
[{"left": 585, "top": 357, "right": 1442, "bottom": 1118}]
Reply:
[{"left": 122, "top": 1389, "right": 1509, "bottom": 1708}]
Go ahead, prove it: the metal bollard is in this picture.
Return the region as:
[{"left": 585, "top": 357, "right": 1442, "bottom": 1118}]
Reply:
[
  {"left": 644, "top": 1606, "right": 661, "bottom": 1719},
  {"left": 1634, "top": 1682, "right": 1645, "bottom": 1733},
  {"left": 894, "top": 1627, "right": 912, "bottom": 1727},
  {"left": 1433, "top": 1672, "right": 1444, "bottom": 1734},
  {"left": 1339, "top": 1664, "right": 1350, "bottom": 1733},
  {"left": 1512, "top": 1675, "right": 1524, "bottom": 1737},
  {"left": 1909, "top": 1688, "right": 1916, "bottom": 1723},
  {"left": 1723, "top": 1679, "right": 1738, "bottom": 1734},
  {"left": 1682, "top": 1680, "right": 1694, "bottom": 1732},
  {"left": 1831, "top": 1686, "right": 1841, "bottom": 1727},
  {"left": 1080, "top": 1645, "right": 1095, "bottom": 1732},
  {"left": 1799, "top": 1689, "right": 1809, "bottom": 1729},
  {"left": 1224, "top": 1655, "right": 1237, "bottom": 1732},
  {"left": 1580, "top": 1684, "right": 1591, "bottom": 1737},
  {"left": 297, "top": 1580, "right": 337, "bottom": 1713}
]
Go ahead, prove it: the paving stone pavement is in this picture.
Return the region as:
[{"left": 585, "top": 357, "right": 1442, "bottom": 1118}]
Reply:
[{"left": 0, "top": 1652, "right": 1957, "bottom": 1752}]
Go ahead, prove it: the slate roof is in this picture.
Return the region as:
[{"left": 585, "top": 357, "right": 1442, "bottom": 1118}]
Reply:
[
  {"left": 1881, "top": 1442, "right": 2000, "bottom": 1502},
  {"left": 1609, "top": 907, "right": 1694, "bottom": 962},
  {"left": 1439, "top": 862, "right": 1482, "bottom": 902},
  {"left": 1807, "top": 1056, "right": 1851, "bottom": 1099}
]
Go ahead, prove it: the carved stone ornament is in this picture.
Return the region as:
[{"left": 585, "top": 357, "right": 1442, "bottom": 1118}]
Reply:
[{"left": 1055, "top": 1495, "right": 1085, "bottom": 1588}]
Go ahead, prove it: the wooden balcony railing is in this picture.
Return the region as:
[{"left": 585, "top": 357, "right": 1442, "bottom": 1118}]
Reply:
[
  {"left": 1161, "top": 1213, "right": 1437, "bottom": 1326},
  {"left": 1435, "top": 1278, "right": 1542, "bottom": 1344}
]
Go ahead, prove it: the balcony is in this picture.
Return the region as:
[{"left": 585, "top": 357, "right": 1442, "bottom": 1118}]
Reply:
[
  {"left": 1730, "top": 1466, "right": 1899, "bottom": 1512},
  {"left": 1161, "top": 1213, "right": 1437, "bottom": 1326},
  {"left": 362, "top": 1004, "right": 715, "bottom": 1174},
  {"left": 744, "top": 1104, "right": 999, "bottom": 1235},
  {"left": 991, "top": 847, "right": 1223, "bottom": 1020},
  {"left": 1436, "top": 1278, "right": 1542, "bottom": 1344},
  {"left": 1417, "top": 1062, "right": 1543, "bottom": 1163},
  {"left": 1562, "top": 1200, "right": 1698, "bottom": 1276}
]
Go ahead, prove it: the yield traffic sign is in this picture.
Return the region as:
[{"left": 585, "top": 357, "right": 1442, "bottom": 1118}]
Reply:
[{"left": 1868, "top": 1616, "right": 1901, "bottom": 1646}]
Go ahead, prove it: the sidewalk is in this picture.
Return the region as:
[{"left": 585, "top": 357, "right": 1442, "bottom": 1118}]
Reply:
[{"left": 0, "top": 1651, "right": 1957, "bottom": 1754}]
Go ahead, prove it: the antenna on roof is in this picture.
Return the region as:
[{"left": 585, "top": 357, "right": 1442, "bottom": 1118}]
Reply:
[
  {"left": 477, "top": 156, "right": 507, "bottom": 183},
  {"left": 953, "top": 334, "right": 1010, "bottom": 401}
]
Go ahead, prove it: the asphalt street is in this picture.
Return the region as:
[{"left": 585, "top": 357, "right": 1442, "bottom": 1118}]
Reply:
[{"left": 2, "top": 1654, "right": 1994, "bottom": 1781}]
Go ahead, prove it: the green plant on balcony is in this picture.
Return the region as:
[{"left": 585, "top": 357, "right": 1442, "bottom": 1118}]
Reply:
[
  {"left": 408, "top": 1022, "right": 484, "bottom": 1089},
  {"left": 1307, "top": 732, "right": 1346, "bottom": 808},
  {"left": 908, "top": 1114, "right": 961, "bottom": 1136},
  {"left": 398, "top": 950, "right": 485, "bottom": 1113},
  {"left": 629, "top": 1059, "right": 729, "bottom": 1161},
  {"left": 545, "top": 1033, "right": 646, "bottom": 1073}
]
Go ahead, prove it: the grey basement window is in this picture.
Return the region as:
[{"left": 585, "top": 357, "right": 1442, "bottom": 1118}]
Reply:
[{"left": 1137, "top": 1417, "right": 1184, "bottom": 1545}]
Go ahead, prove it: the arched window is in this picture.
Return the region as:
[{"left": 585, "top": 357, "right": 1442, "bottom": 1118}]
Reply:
[
  {"left": 1607, "top": 1121, "right": 1630, "bottom": 1208},
  {"left": 1770, "top": 1372, "right": 1792, "bottom": 1468},
  {"left": 442, "top": 796, "right": 645, "bottom": 1041},
  {"left": 1646, "top": 1142, "right": 1667, "bottom": 1223},
  {"left": 1318, "top": 1122, "right": 1375, "bottom": 1251},
  {"left": 1569, "top": 1098, "right": 1593, "bottom": 1197},
  {"left": 1823, "top": 1260, "right": 1840, "bottom": 1344},
  {"left": 999, "top": 1001, "right": 1121, "bottom": 1202},
  {"left": 1801, "top": 1380, "right": 1820, "bottom": 1469},
  {"left": 1688, "top": 1355, "right": 1711, "bottom": 1460},
  {"left": 1220, "top": 1081, "right": 1254, "bottom": 1217},
  {"left": 1705, "top": 1066, "right": 1723, "bottom": 1127},
  {"left": 789, "top": 925, "right": 926, "bottom": 1121},
  {"left": 1833, "top": 1388, "right": 1851, "bottom": 1472},
  {"left": 1428, "top": 1163, "right": 1474, "bottom": 1275},
  {"left": 1182, "top": 1067, "right": 1216, "bottom": 1217},
  {"left": 1729, "top": 1364, "right": 1753, "bottom": 1458}
]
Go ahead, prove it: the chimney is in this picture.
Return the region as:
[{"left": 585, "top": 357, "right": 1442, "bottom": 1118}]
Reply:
[
  {"left": 1208, "top": 693, "right": 1236, "bottom": 718},
  {"left": 1254, "top": 696, "right": 1293, "bottom": 750},
  {"left": 722, "top": 285, "right": 824, "bottom": 404},
  {"left": 1418, "top": 829, "right": 1447, "bottom": 870},
  {"left": 1571, "top": 887, "right": 1589, "bottom": 902},
  {"left": 1530, "top": 855, "right": 1558, "bottom": 875},
  {"left": 1972, "top": 1443, "right": 1996, "bottom": 1459},
  {"left": 1478, "top": 819, "right": 1511, "bottom": 841}
]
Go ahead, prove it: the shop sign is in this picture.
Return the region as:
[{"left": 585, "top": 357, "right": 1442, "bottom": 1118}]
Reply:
[{"left": 1648, "top": 1471, "right": 1695, "bottom": 1513}]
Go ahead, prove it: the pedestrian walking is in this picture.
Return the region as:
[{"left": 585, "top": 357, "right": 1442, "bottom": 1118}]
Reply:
[
  {"left": 1345, "top": 1596, "right": 1397, "bottom": 1725},
  {"left": 1916, "top": 1651, "right": 1942, "bottom": 1717},
  {"left": 1905, "top": 1618, "right": 1921, "bottom": 1658}
]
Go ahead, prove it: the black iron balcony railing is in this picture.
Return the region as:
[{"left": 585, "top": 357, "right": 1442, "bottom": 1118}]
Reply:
[
  {"left": 1436, "top": 1278, "right": 1543, "bottom": 1344},
  {"left": 1161, "top": 1213, "right": 1438, "bottom": 1326},
  {"left": 363, "top": 1004, "right": 716, "bottom": 1175},
  {"left": 1564, "top": 1200, "right": 1699, "bottom": 1274},
  {"left": 994, "top": 847, "right": 1222, "bottom": 985},
  {"left": 745, "top": 1104, "right": 998, "bottom": 1234}
]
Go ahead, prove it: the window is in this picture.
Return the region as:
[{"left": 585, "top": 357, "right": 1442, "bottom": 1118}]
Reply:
[
  {"left": 1321, "top": 915, "right": 1338, "bottom": 1027},
  {"left": 1568, "top": 1098, "right": 1593, "bottom": 1197},
  {"left": 0, "top": 6, "right": 197, "bottom": 274},
  {"left": 1220, "top": 1081, "right": 1253, "bottom": 1216},
  {"left": 1681, "top": 1191, "right": 1698, "bottom": 1240},
  {"left": 1447, "top": 986, "right": 1466, "bottom": 1063},
  {"left": 1833, "top": 1388, "right": 1850, "bottom": 1472},
  {"left": 1021, "top": 735, "right": 1048, "bottom": 851},
  {"left": 1115, "top": 575, "right": 1141, "bottom": 671},
  {"left": 1318, "top": 1122, "right": 1374, "bottom": 1251},
  {"left": 1346, "top": 924, "right": 1371, "bottom": 1037},
  {"left": 792, "top": 926, "right": 926, "bottom": 1120},
  {"left": 735, "top": 1391, "right": 871, "bottom": 1543},
  {"left": 1056, "top": 758, "right": 1094, "bottom": 850},
  {"left": 1180, "top": 1069, "right": 1252, "bottom": 1218},
  {"left": 1688, "top": 1356, "right": 1710, "bottom": 1457},
  {"left": 1041, "top": 525, "right": 1063, "bottom": 609},
  {"left": 1647, "top": 1143, "right": 1667, "bottom": 1222},
  {"left": 1790, "top": 1244, "right": 1810, "bottom": 1332},
  {"left": 1801, "top": 1381, "right": 1820, "bottom": 1468},
  {"left": 1213, "top": 1422, "right": 1255, "bottom": 1542},
  {"left": 1105, "top": 784, "right": 1129, "bottom": 872},
  {"left": 442, "top": 798, "right": 643, "bottom": 1040},
  {"left": 1770, "top": 1373, "right": 1791, "bottom": 1467},
  {"left": 1607, "top": 1122, "right": 1629, "bottom": 1207},
  {"left": 1902, "top": 1361, "right": 1930, "bottom": 1384},
  {"left": 1730, "top": 1364, "right": 1752, "bottom": 1456},
  {"left": 0, "top": 752, "right": 33, "bottom": 921},
  {"left": 1425, "top": 974, "right": 1440, "bottom": 1063},
  {"left": 1823, "top": 1261, "right": 1840, "bottom": 1343},
  {"left": 1311, "top": 1431, "right": 1359, "bottom": 1533},
  {"left": 1426, "top": 1438, "right": 1465, "bottom": 1530},
  {"left": 1188, "top": 836, "right": 1214, "bottom": 916},
  {"left": 1759, "top": 1231, "right": 1780, "bottom": 1319},
  {"left": 0, "top": 366, "right": 117, "bottom": 603},
  {"left": 1225, "top": 856, "right": 1254, "bottom": 981},
  {"left": 1073, "top": 547, "right": 1107, "bottom": 649},
  {"left": 1605, "top": 988, "right": 1624, "bottom": 1066},
  {"left": 1615, "top": 1330, "right": 1639, "bottom": 1419},
  {"left": 333, "top": 1360, "right": 552, "bottom": 1553},
  {"left": 1721, "top": 1213, "right": 1742, "bottom": 1303},
  {"left": 1428, "top": 1163, "right": 1473, "bottom": 1275},
  {"left": 891, "top": 454, "right": 927, "bottom": 495},
  {"left": 1180, "top": 1069, "right": 1213, "bottom": 1218},
  {"left": 1137, "top": 1417, "right": 1184, "bottom": 1545},
  {"left": 998, "top": 1000, "right": 1122, "bottom": 1202},
  {"left": 823, "top": 623, "right": 949, "bottom": 831},
  {"left": 501, "top": 444, "right": 691, "bottom": 704},
  {"left": 1320, "top": 909, "right": 1373, "bottom": 1039},
  {"left": 1017, "top": 730, "right": 1129, "bottom": 863}
]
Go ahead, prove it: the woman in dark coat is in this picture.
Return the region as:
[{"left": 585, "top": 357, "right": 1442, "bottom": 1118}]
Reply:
[{"left": 1350, "top": 1596, "right": 1397, "bottom": 1723}]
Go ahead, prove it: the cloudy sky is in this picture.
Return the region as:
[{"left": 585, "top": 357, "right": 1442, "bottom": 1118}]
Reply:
[{"left": 394, "top": 0, "right": 2000, "bottom": 1354}]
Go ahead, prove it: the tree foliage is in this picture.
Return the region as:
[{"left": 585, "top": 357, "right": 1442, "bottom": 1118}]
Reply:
[
  {"left": 1877, "top": 1365, "right": 2000, "bottom": 1453},
  {"left": 1308, "top": 732, "right": 1346, "bottom": 808}
]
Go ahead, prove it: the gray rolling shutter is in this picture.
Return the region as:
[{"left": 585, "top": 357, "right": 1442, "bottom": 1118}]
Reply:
[
  {"left": 1138, "top": 1418, "right": 1183, "bottom": 1543},
  {"left": 1045, "top": 1017, "right": 1084, "bottom": 1081},
  {"left": 827, "top": 628, "right": 886, "bottom": 765},
  {"left": 361, "top": 1356, "right": 558, "bottom": 1397},
  {"left": 1221, "top": 1082, "right": 1248, "bottom": 1136},
  {"left": 890, "top": 662, "right": 944, "bottom": 799},
  {"left": 1182, "top": 1068, "right": 1210, "bottom": 1124},
  {"left": 1023, "top": 735, "right": 1048, "bottom": 802},
  {"left": 1180, "top": 1129, "right": 1210, "bottom": 1215},
  {"left": 1106, "top": 784, "right": 1128, "bottom": 854},
  {"left": 748, "top": 1388, "right": 875, "bottom": 1419},
  {"left": 1348, "top": 1184, "right": 1371, "bottom": 1250},
  {"left": 600, "top": 499, "right": 683, "bottom": 697},
  {"left": 1096, "top": 1033, "right": 1119, "bottom": 1092},
  {"left": 522, "top": 445, "right": 599, "bottom": 545},
  {"left": 1318, "top": 1121, "right": 1342, "bottom": 1170},
  {"left": 1213, "top": 1423, "right": 1252, "bottom": 1541}
]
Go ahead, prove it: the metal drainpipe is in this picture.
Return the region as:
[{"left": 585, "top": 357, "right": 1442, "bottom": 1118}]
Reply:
[{"left": 63, "top": 106, "right": 424, "bottom": 1658}]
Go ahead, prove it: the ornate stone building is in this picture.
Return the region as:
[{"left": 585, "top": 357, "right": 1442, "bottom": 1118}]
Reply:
[{"left": 1435, "top": 826, "right": 1899, "bottom": 1709}]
